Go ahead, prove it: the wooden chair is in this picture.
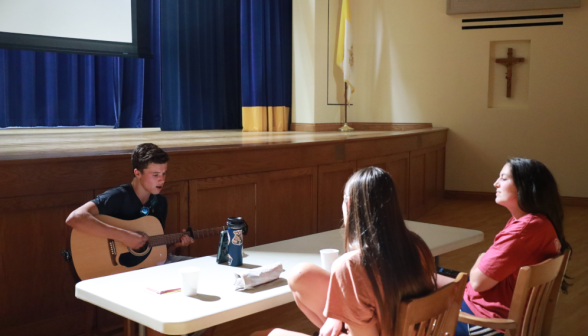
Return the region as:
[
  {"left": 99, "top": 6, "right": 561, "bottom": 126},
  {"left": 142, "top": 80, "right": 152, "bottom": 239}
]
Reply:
[
  {"left": 458, "top": 250, "right": 571, "bottom": 336},
  {"left": 394, "top": 272, "right": 468, "bottom": 336}
]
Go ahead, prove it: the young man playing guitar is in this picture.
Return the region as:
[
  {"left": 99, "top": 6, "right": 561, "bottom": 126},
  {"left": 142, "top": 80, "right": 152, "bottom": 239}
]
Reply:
[
  {"left": 66, "top": 143, "right": 216, "bottom": 336},
  {"left": 66, "top": 143, "right": 194, "bottom": 260}
]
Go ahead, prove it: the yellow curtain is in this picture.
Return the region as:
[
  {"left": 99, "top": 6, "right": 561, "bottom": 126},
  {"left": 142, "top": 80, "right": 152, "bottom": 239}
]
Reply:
[{"left": 242, "top": 106, "right": 289, "bottom": 132}]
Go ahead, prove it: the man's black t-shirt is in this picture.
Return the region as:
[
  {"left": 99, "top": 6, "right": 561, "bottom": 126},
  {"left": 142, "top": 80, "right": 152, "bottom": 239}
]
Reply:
[{"left": 91, "top": 184, "right": 167, "bottom": 229}]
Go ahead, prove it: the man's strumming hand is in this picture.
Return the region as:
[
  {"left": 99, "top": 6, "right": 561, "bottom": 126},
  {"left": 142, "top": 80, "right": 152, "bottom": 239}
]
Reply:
[{"left": 122, "top": 231, "right": 149, "bottom": 250}]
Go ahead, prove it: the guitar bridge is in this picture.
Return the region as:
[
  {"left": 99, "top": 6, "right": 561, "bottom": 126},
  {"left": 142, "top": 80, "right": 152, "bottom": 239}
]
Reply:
[{"left": 108, "top": 239, "right": 118, "bottom": 266}]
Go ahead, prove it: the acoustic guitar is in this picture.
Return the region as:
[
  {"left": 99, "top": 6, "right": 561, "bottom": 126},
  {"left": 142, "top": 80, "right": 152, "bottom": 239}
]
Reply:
[{"left": 70, "top": 215, "right": 225, "bottom": 280}]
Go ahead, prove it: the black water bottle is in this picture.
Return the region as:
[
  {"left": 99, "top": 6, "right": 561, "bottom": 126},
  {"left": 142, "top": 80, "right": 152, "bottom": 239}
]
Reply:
[{"left": 226, "top": 217, "right": 248, "bottom": 266}]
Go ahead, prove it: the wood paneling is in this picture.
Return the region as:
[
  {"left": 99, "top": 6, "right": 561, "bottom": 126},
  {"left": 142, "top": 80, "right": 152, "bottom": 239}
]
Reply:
[
  {"left": 358, "top": 153, "right": 410, "bottom": 217},
  {"left": 0, "top": 157, "right": 131, "bottom": 199},
  {"left": 189, "top": 174, "right": 260, "bottom": 257},
  {"left": 0, "top": 311, "right": 87, "bottom": 336},
  {"left": 0, "top": 191, "right": 92, "bottom": 336},
  {"left": 409, "top": 153, "right": 426, "bottom": 220},
  {"left": 436, "top": 149, "right": 446, "bottom": 200},
  {"left": 317, "top": 161, "right": 356, "bottom": 232},
  {"left": 425, "top": 150, "right": 437, "bottom": 209},
  {"left": 257, "top": 167, "right": 318, "bottom": 245},
  {"left": 409, "top": 146, "right": 445, "bottom": 220},
  {"left": 160, "top": 181, "right": 190, "bottom": 256},
  {"left": 389, "top": 156, "right": 411, "bottom": 217}
]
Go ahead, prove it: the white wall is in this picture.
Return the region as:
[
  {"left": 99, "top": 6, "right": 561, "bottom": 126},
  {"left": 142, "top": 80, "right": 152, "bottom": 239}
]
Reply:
[
  {"left": 293, "top": 0, "right": 344, "bottom": 123},
  {"left": 292, "top": 0, "right": 316, "bottom": 123},
  {"left": 293, "top": 0, "right": 588, "bottom": 198}
]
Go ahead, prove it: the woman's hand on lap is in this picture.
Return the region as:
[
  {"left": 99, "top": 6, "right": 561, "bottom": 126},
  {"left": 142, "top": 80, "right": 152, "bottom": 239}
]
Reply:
[{"left": 320, "top": 318, "right": 343, "bottom": 336}]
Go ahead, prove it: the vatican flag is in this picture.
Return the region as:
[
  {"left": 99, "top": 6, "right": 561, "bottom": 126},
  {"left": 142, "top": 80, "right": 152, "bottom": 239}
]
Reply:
[{"left": 336, "top": 0, "right": 355, "bottom": 102}]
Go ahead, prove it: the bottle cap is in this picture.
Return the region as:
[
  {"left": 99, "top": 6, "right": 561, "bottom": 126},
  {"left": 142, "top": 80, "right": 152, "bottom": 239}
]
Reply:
[{"left": 227, "top": 217, "right": 248, "bottom": 234}]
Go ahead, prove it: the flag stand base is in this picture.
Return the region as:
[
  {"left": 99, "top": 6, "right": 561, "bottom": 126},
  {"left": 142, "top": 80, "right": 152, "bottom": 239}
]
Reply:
[{"left": 339, "top": 123, "right": 354, "bottom": 132}]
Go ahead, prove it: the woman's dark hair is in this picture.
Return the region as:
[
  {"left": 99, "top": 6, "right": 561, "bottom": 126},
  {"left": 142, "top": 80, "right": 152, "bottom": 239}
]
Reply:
[
  {"left": 507, "top": 157, "right": 572, "bottom": 292},
  {"left": 131, "top": 143, "right": 169, "bottom": 173},
  {"left": 343, "top": 167, "right": 437, "bottom": 332}
]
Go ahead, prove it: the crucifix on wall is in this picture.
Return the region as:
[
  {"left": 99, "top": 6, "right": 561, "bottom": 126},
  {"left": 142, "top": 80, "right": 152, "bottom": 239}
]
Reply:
[{"left": 495, "top": 48, "right": 525, "bottom": 98}]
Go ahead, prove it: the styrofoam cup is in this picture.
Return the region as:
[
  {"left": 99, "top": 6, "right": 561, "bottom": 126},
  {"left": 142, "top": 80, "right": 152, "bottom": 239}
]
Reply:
[
  {"left": 320, "top": 249, "right": 339, "bottom": 272},
  {"left": 179, "top": 267, "right": 200, "bottom": 296}
]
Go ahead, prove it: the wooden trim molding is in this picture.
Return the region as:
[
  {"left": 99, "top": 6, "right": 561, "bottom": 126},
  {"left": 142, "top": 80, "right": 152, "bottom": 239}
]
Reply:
[
  {"left": 445, "top": 190, "right": 588, "bottom": 207},
  {"left": 290, "top": 123, "right": 342, "bottom": 132},
  {"left": 561, "top": 196, "right": 588, "bottom": 207},
  {"left": 290, "top": 122, "right": 433, "bottom": 132},
  {"left": 351, "top": 122, "right": 433, "bottom": 131}
]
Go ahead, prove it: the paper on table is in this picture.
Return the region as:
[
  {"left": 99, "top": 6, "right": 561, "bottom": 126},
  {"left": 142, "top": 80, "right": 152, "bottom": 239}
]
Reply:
[
  {"left": 146, "top": 280, "right": 181, "bottom": 295},
  {"left": 234, "top": 262, "right": 284, "bottom": 290}
]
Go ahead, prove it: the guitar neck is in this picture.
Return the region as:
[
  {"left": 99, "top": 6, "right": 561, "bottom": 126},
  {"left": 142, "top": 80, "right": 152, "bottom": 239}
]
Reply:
[
  {"left": 148, "top": 226, "right": 227, "bottom": 247},
  {"left": 191, "top": 226, "right": 227, "bottom": 240}
]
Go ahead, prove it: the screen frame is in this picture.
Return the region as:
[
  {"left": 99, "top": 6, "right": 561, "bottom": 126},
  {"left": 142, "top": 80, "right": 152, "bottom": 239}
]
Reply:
[{"left": 0, "top": 0, "right": 152, "bottom": 58}]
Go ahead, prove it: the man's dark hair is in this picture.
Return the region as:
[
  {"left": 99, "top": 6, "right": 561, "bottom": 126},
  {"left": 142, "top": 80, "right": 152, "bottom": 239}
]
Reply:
[{"left": 131, "top": 143, "right": 169, "bottom": 173}]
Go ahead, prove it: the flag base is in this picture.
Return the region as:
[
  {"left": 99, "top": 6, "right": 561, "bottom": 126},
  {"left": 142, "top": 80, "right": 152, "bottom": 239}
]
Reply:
[{"left": 339, "top": 123, "right": 354, "bottom": 132}]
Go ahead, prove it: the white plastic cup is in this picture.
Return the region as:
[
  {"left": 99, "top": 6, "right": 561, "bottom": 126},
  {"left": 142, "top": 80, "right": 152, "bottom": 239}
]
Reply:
[
  {"left": 320, "top": 249, "right": 339, "bottom": 272},
  {"left": 179, "top": 267, "right": 200, "bottom": 296}
]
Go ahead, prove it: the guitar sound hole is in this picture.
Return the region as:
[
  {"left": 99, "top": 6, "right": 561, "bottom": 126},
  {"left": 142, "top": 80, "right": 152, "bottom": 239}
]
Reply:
[{"left": 132, "top": 243, "right": 149, "bottom": 254}]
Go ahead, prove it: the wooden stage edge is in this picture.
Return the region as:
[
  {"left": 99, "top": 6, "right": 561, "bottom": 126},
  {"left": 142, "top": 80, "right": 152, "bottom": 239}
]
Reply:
[{"left": 0, "top": 126, "right": 440, "bottom": 162}]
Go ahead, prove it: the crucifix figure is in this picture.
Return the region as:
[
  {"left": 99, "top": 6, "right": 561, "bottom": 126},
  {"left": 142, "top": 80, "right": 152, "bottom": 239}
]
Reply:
[{"left": 495, "top": 48, "right": 525, "bottom": 98}]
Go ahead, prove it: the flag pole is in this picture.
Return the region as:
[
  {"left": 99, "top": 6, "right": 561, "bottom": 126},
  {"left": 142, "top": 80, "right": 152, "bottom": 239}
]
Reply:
[{"left": 339, "top": 82, "right": 354, "bottom": 132}]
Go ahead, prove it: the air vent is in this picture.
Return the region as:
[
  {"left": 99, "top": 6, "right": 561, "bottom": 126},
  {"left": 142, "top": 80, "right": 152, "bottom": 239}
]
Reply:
[{"left": 462, "top": 14, "right": 563, "bottom": 30}]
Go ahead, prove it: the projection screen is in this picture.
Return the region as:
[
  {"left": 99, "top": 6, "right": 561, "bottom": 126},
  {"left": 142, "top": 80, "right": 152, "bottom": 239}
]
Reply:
[{"left": 0, "top": 0, "right": 152, "bottom": 58}]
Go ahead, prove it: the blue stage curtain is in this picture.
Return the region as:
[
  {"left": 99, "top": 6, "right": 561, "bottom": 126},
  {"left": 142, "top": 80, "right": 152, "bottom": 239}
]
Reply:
[
  {"left": 160, "top": 0, "right": 242, "bottom": 131},
  {"left": 0, "top": 0, "right": 161, "bottom": 129},
  {"left": 240, "top": 0, "right": 292, "bottom": 132}
]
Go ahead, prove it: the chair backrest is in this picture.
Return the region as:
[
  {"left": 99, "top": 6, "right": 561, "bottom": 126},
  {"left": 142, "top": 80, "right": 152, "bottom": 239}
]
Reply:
[
  {"left": 507, "top": 249, "right": 571, "bottom": 336},
  {"left": 395, "top": 272, "right": 468, "bottom": 336}
]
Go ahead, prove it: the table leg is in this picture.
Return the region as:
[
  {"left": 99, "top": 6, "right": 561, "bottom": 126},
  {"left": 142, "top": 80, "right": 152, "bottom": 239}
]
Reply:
[
  {"left": 146, "top": 327, "right": 166, "bottom": 336},
  {"left": 124, "top": 319, "right": 138, "bottom": 336},
  {"left": 85, "top": 304, "right": 97, "bottom": 336},
  {"left": 435, "top": 256, "right": 440, "bottom": 269}
]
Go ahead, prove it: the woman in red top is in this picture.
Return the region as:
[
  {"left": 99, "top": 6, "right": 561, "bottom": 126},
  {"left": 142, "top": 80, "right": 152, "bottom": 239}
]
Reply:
[
  {"left": 252, "top": 167, "right": 437, "bottom": 336},
  {"left": 456, "top": 158, "right": 572, "bottom": 336}
]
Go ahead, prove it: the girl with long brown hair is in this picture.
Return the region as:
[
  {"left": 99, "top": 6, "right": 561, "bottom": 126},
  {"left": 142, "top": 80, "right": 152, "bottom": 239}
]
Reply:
[
  {"left": 252, "top": 167, "right": 437, "bottom": 336},
  {"left": 455, "top": 158, "right": 571, "bottom": 336}
]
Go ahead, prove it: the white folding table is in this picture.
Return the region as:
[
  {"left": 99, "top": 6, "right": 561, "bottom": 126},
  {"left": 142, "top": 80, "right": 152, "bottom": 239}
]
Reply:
[{"left": 75, "top": 221, "right": 483, "bottom": 335}]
